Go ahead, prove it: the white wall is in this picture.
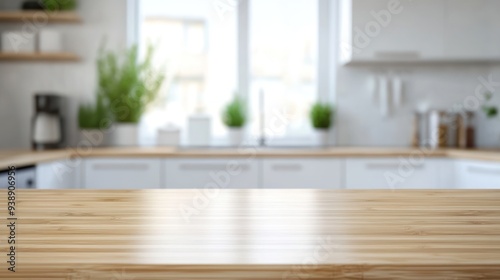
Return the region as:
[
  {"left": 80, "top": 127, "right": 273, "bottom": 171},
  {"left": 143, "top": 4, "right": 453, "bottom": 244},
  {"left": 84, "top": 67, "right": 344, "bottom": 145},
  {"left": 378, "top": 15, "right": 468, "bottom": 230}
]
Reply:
[
  {"left": 0, "top": 0, "right": 128, "bottom": 149},
  {"left": 336, "top": 66, "right": 500, "bottom": 147}
]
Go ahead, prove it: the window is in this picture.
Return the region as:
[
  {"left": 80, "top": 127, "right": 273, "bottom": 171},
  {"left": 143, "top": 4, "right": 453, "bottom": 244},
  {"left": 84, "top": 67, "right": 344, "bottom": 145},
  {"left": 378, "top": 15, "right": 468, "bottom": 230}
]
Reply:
[
  {"left": 139, "top": 0, "right": 238, "bottom": 144},
  {"left": 136, "top": 0, "right": 331, "bottom": 146},
  {"left": 249, "top": 0, "right": 318, "bottom": 143}
]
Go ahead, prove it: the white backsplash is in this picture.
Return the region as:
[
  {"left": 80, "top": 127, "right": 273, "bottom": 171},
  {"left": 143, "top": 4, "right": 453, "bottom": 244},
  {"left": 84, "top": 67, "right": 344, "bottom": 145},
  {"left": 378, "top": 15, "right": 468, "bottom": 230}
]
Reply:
[{"left": 336, "top": 65, "right": 500, "bottom": 147}]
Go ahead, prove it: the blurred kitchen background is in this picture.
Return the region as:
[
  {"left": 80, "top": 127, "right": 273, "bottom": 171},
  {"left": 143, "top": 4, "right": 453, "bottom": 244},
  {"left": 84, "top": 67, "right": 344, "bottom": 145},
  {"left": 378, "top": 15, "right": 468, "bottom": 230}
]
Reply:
[{"left": 1, "top": 0, "right": 500, "bottom": 150}]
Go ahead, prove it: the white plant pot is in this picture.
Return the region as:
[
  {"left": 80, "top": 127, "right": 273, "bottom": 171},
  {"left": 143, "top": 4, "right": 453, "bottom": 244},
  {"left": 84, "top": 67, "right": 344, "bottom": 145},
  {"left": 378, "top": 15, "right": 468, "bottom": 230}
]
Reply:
[
  {"left": 228, "top": 128, "right": 244, "bottom": 146},
  {"left": 110, "top": 123, "right": 139, "bottom": 146},
  {"left": 315, "top": 129, "right": 329, "bottom": 147},
  {"left": 79, "top": 129, "right": 108, "bottom": 147}
]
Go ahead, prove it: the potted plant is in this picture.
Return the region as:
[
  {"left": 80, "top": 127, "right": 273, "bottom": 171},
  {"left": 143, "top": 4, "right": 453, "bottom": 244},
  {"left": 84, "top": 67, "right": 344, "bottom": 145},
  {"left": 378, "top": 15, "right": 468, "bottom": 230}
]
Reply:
[
  {"left": 482, "top": 92, "right": 498, "bottom": 118},
  {"left": 222, "top": 95, "right": 247, "bottom": 146},
  {"left": 41, "top": 0, "right": 77, "bottom": 11},
  {"left": 310, "top": 102, "right": 334, "bottom": 147},
  {"left": 78, "top": 94, "right": 110, "bottom": 147},
  {"left": 98, "top": 44, "right": 165, "bottom": 146}
]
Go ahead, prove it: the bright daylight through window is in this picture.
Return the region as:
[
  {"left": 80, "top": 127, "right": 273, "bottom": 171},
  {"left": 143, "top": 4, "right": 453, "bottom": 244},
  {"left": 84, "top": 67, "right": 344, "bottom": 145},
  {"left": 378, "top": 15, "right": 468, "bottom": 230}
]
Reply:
[{"left": 138, "top": 0, "right": 320, "bottom": 145}]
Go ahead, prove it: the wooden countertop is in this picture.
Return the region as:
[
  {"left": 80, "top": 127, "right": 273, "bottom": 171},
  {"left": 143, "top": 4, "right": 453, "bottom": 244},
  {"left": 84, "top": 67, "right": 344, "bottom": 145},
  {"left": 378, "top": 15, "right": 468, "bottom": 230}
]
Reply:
[
  {"left": 1, "top": 190, "right": 499, "bottom": 279},
  {"left": 0, "top": 149, "right": 73, "bottom": 170},
  {"left": 1, "top": 147, "right": 500, "bottom": 170}
]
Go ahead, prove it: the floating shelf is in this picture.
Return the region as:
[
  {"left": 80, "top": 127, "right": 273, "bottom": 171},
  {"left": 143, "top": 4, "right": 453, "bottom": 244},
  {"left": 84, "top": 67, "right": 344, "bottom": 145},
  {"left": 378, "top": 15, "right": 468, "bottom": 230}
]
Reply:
[
  {"left": 0, "top": 52, "right": 80, "bottom": 62},
  {"left": 343, "top": 58, "right": 500, "bottom": 67},
  {"left": 0, "top": 11, "right": 81, "bottom": 23}
]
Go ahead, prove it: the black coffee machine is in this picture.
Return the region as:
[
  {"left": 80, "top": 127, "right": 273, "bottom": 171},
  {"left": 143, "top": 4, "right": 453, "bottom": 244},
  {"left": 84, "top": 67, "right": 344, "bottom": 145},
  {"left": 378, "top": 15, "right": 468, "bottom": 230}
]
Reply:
[{"left": 32, "top": 94, "right": 65, "bottom": 150}]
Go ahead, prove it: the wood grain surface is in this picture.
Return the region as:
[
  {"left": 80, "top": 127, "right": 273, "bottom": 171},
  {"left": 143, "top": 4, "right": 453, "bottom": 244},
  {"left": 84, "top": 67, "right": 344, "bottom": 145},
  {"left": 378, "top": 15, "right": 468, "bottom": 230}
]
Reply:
[
  {"left": 0, "top": 11, "right": 82, "bottom": 23},
  {"left": 1, "top": 190, "right": 500, "bottom": 279},
  {"left": 0, "top": 52, "right": 80, "bottom": 62}
]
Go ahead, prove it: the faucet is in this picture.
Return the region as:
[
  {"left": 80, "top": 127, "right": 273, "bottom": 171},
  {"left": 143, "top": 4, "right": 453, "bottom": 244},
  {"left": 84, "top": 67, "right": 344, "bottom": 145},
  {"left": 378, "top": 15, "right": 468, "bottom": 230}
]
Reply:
[{"left": 259, "top": 88, "right": 266, "bottom": 147}]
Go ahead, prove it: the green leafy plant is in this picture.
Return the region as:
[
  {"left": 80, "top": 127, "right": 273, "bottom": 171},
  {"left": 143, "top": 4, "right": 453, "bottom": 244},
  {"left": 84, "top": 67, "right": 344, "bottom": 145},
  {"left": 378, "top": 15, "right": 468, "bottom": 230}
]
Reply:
[
  {"left": 42, "top": 0, "right": 77, "bottom": 11},
  {"left": 98, "top": 44, "right": 165, "bottom": 123},
  {"left": 310, "top": 102, "right": 334, "bottom": 130},
  {"left": 78, "top": 94, "right": 109, "bottom": 129},
  {"left": 222, "top": 96, "right": 247, "bottom": 128},
  {"left": 482, "top": 92, "right": 498, "bottom": 118}
]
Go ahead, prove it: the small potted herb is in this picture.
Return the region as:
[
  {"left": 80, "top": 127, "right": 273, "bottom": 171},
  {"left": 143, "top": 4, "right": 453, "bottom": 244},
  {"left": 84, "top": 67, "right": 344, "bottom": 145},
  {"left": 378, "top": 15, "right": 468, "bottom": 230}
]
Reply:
[
  {"left": 222, "top": 95, "right": 247, "bottom": 146},
  {"left": 78, "top": 94, "right": 110, "bottom": 147},
  {"left": 98, "top": 44, "right": 165, "bottom": 146},
  {"left": 310, "top": 102, "right": 334, "bottom": 147},
  {"left": 482, "top": 92, "right": 498, "bottom": 118},
  {"left": 41, "top": 0, "right": 77, "bottom": 11}
]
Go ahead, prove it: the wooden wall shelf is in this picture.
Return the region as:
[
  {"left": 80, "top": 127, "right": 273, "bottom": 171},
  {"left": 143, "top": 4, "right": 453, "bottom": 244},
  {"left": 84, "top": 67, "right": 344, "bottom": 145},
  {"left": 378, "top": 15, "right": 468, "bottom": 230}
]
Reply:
[
  {"left": 343, "top": 58, "right": 500, "bottom": 67},
  {"left": 0, "top": 11, "right": 81, "bottom": 23},
  {"left": 0, "top": 52, "right": 80, "bottom": 62}
]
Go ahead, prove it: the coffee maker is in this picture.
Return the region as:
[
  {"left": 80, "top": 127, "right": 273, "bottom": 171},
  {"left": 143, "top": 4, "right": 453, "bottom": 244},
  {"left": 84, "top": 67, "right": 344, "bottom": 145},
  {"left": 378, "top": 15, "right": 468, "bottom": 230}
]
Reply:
[{"left": 32, "top": 94, "right": 65, "bottom": 150}]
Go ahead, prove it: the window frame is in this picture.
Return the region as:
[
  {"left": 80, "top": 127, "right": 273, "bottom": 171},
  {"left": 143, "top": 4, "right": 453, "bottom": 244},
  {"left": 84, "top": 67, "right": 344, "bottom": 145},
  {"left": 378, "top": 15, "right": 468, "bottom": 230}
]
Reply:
[
  {"left": 128, "top": 0, "right": 337, "bottom": 144},
  {"left": 235, "top": 0, "right": 336, "bottom": 104}
]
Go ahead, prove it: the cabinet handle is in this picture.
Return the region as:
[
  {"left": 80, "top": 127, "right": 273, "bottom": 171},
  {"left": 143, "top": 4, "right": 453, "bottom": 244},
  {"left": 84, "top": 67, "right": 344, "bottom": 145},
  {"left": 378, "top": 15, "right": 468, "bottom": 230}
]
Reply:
[
  {"left": 374, "top": 51, "right": 421, "bottom": 60},
  {"left": 180, "top": 164, "right": 250, "bottom": 171},
  {"left": 366, "top": 163, "right": 424, "bottom": 170},
  {"left": 271, "top": 164, "right": 303, "bottom": 171},
  {"left": 92, "top": 164, "right": 150, "bottom": 171},
  {"left": 468, "top": 166, "right": 500, "bottom": 175}
]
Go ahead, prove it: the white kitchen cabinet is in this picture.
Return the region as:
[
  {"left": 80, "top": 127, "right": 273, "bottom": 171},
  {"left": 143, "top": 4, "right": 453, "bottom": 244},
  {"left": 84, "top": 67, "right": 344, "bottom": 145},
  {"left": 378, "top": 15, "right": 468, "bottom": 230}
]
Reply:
[
  {"left": 262, "top": 158, "right": 343, "bottom": 189},
  {"left": 82, "top": 158, "right": 161, "bottom": 189},
  {"left": 443, "top": 0, "right": 500, "bottom": 59},
  {"left": 341, "top": 0, "right": 445, "bottom": 63},
  {"left": 37, "top": 160, "right": 79, "bottom": 189},
  {"left": 345, "top": 158, "right": 444, "bottom": 189},
  {"left": 340, "top": 0, "right": 500, "bottom": 64},
  {"left": 163, "top": 158, "right": 259, "bottom": 189},
  {"left": 437, "top": 159, "right": 455, "bottom": 189},
  {"left": 455, "top": 160, "right": 500, "bottom": 189}
]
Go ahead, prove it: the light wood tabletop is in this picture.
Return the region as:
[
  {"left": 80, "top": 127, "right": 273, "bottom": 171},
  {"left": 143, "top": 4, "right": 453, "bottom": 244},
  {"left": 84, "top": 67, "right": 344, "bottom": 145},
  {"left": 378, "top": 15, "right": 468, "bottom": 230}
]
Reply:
[{"left": 1, "top": 190, "right": 500, "bottom": 279}]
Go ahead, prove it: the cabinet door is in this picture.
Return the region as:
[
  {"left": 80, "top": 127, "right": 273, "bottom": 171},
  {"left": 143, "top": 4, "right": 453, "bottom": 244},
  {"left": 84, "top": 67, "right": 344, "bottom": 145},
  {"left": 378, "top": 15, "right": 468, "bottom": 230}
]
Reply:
[
  {"left": 82, "top": 158, "right": 161, "bottom": 189},
  {"left": 345, "top": 158, "right": 442, "bottom": 189},
  {"left": 349, "top": 0, "right": 445, "bottom": 60},
  {"left": 1, "top": 167, "right": 37, "bottom": 189},
  {"left": 444, "top": 0, "right": 500, "bottom": 59},
  {"left": 37, "top": 161, "right": 78, "bottom": 189},
  {"left": 262, "top": 159, "right": 343, "bottom": 189},
  {"left": 164, "top": 158, "right": 259, "bottom": 189},
  {"left": 456, "top": 160, "right": 500, "bottom": 189}
]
